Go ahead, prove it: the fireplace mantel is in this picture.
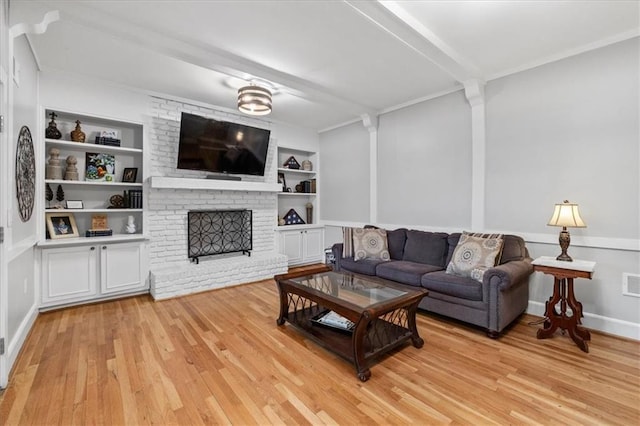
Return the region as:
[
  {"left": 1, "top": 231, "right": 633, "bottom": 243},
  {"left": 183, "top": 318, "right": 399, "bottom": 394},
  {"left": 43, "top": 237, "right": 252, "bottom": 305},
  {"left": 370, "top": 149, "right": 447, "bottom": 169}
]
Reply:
[{"left": 149, "top": 176, "right": 282, "bottom": 192}]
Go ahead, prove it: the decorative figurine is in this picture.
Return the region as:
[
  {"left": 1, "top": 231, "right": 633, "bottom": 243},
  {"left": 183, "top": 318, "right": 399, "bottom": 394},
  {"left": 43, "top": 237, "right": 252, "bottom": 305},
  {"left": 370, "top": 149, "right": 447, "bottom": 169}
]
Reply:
[
  {"left": 70, "top": 120, "right": 86, "bottom": 142},
  {"left": 302, "top": 160, "right": 313, "bottom": 171},
  {"left": 306, "top": 202, "right": 313, "bottom": 224},
  {"left": 55, "top": 184, "right": 65, "bottom": 208},
  {"left": 64, "top": 155, "right": 79, "bottom": 180},
  {"left": 126, "top": 215, "right": 136, "bottom": 234},
  {"left": 46, "top": 148, "right": 63, "bottom": 180},
  {"left": 45, "top": 111, "right": 62, "bottom": 139},
  {"left": 109, "top": 194, "right": 124, "bottom": 208},
  {"left": 45, "top": 183, "right": 53, "bottom": 208}
]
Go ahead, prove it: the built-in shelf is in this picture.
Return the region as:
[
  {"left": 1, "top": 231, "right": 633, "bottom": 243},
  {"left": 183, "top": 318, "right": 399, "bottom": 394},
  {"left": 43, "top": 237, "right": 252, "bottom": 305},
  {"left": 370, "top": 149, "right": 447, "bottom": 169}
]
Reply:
[
  {"left": 277, "top": 167, "right": 315, "bottom": 175},
  {"left": 45, "top": 139, "right": 143, "bottom": 155},
  {"left": 45, "top": 179, "right": 143, "bottom": 187},
  {"left": 149, "top": 176, "right": 282, "bottom": 192},
  {"left": 45, "top": 208, "right": 143, "bottom": 213},
  {"left": 278, "top": 192, "right": 316, "bottom": 196},
  {"left": 37, "top": 234, "right": 146, "bottom": 248},
  {"left": 275, "top": 224, "right": 324, "bottom": 231}
]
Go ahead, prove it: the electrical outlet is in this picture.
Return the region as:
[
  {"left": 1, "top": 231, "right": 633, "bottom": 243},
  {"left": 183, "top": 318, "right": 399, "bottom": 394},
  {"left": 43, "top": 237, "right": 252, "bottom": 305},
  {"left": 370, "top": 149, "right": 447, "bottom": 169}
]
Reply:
[{"left": 622, "top": 273, "right": 640, "bottom": 298}]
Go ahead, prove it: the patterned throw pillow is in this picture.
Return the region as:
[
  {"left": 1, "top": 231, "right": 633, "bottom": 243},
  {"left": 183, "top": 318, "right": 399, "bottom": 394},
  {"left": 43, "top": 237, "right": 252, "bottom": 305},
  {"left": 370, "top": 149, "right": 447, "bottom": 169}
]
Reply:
[
  {"left": 446, "top": 232, "right": 504, "bottom": 282},
  {"left": 353, "top": 228, "right": 391, "bottom": 262},
  {"left": 342, "top": 227, "right": 354, "bottom": 258}
]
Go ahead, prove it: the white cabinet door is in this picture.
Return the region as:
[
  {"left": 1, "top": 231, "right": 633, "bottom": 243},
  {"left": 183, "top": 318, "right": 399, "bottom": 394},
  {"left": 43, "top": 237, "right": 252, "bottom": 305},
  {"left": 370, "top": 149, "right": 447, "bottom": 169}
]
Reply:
[
  {"left": 278, "top": 227, "right": 324, "bottom": 266},
  {"left": 42, "top": 245, "right": 98, "bottom": 305},
  {"left": 100, "top": 242, "right": 147, "bottom": 294},
  {"left": 303, "top": 228, "right": 324, "bottom": 262},
  {"left": 280, "top": 231, "right": 304, "bottom": 265}
]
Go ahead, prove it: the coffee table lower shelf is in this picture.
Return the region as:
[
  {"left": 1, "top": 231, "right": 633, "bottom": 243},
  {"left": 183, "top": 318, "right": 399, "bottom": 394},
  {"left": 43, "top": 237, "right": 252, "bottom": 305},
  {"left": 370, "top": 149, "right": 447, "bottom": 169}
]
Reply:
[{"left": 276, "top": 294, "right": 425, "bottom": 381}]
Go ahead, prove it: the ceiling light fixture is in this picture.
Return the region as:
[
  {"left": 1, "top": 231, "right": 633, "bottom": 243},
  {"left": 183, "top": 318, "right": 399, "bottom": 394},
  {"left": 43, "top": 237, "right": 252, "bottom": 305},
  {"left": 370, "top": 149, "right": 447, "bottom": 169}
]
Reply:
[{"left": 237, "top": 84, "right": 272, "bottom": 116}]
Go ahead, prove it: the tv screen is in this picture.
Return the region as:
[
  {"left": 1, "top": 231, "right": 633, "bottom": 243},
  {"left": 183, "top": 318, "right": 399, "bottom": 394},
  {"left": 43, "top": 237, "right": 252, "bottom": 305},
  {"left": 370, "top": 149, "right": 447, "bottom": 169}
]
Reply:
[{"left": 177, "top": 112, "right": 271, "bottom": 176}]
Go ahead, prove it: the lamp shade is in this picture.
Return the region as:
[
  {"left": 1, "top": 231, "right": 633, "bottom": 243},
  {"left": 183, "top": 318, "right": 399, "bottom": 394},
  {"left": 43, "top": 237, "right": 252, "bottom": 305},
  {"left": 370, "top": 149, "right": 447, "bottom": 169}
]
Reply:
[
  {"left": 237, "top": 85, "right": 272, "bottom": 116},
  {"left": 547, "top": 201, "right": 586, "bottom": 228}
]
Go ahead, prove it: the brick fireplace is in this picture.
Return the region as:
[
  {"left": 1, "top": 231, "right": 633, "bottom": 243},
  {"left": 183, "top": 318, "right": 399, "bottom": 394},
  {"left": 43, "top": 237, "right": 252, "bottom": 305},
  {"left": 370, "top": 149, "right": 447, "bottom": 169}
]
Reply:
[{"left": 147, "top": 97, "right": 287, "bottom": 300}]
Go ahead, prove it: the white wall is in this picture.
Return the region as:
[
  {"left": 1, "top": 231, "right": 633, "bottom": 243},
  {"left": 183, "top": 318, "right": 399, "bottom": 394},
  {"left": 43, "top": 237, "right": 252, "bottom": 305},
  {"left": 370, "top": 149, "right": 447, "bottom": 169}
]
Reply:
[
  {"left": 485, "top": 38, "right": 639, "bottom": 239},
  {"left": 485, "top": 38, "right": 640, "bottom": 333},
  {"left": 319, "top": 39, "right": 640, "bottom": 339},
  {"left": 4, "top": 34, "right": 40, "bottom": 387},
  {"left": 377, "top": 90, "right": 472, "bottom": 228},
  {"left": 11, "top": 36, "right": 39, "bottom": 244},
  {"left": 39, "top": 70, "right": 148, "bottom": 124},
  {"left": 319, "top": 121, "right": 370, "bottom": 222}
]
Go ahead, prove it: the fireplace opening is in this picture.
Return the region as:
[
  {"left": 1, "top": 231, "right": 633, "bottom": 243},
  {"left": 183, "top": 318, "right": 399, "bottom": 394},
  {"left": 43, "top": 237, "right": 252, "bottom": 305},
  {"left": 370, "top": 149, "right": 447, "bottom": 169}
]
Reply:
[{"left": 188, "top": 210, "right": 252, "bottom": 264}]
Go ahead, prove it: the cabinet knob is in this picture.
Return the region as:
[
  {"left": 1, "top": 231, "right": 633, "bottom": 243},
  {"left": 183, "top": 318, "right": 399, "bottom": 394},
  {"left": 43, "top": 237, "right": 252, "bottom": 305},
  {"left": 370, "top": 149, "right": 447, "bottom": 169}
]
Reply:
[
  {"left": 102, "top": 246, "right": 107, "bottom": 249},
  {"left": 90, "top": 247, "right": 95, "bottom": 250}
]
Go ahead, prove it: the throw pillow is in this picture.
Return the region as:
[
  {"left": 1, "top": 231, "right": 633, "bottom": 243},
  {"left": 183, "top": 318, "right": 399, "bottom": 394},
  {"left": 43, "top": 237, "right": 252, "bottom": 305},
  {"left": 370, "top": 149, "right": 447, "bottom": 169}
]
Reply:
[
  {"left": 446, "top": 232, "right": 504, "bottom": 282},
  {"left": 342, "top": 227, "right": 354, "bottom": 258},
  {"left": 353, "top": 228, "right": 391, "bottom": 262}
]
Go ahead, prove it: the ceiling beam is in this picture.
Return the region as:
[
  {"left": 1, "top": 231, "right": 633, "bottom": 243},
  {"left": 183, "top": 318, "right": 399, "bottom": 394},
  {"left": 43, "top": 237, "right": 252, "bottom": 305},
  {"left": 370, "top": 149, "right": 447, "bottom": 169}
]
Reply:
[{"left": 345, "top": 0, "right": 483, "bottom": 83}]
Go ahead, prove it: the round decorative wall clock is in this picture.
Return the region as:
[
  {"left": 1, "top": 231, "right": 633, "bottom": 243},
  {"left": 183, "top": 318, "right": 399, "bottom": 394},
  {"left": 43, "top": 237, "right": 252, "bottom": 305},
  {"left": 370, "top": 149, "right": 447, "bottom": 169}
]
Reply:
[{"left": 16, "top": 125, "right": 36, "bottom": 222}]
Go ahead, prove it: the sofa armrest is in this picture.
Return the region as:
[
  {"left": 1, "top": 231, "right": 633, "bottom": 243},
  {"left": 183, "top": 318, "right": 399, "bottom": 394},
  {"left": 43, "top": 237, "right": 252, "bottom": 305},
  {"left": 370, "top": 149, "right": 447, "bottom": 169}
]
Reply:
[
  {"left": 484, "top": 258, "right": 533, "bottom": 291},
  {"left": 332, "top": 243, "right": 344, "bottom": 271}
]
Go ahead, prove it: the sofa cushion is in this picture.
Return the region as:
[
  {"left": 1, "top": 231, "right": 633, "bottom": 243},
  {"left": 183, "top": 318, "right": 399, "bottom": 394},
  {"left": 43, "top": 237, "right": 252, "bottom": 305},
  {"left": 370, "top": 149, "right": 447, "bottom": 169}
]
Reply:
[
  {"left": 500, "top": 235, "right": 526, "bottom": 264},
  {"left": 446, "top": 233, "right": 504, "bottom": 282},
  {"left": 421, "top": 270, "right": 483, "bottom": 301},
  {"left": 376, "top": 261, "right": 443, "bottom": 287},
  {"left": 340, "top": 257, "right": 385, "bottom": 276},
  {"left": 402, "top": 231, "right": 449, "bottom": 267},
  {"left": 386, "top": 228, "right": 407, "bottom": 260},
  {"left": 353, "top": 228, "right": 390, "bottom": 261}
]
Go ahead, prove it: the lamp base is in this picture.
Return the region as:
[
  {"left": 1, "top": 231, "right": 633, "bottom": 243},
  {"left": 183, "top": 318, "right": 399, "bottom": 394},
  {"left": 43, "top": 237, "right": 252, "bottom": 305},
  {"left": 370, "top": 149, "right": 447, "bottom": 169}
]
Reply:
[
  {"left": 557, "top": 228, "right": 573, "bottom": 262},
  {"left": 556, "top": 252, "right": 573, "bottom": 262}
]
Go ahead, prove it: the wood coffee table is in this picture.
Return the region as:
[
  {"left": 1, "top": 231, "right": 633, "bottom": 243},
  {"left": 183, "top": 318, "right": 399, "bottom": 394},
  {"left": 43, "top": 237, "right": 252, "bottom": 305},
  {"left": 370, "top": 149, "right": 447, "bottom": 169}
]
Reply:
[{"left": 275, "top": 266, "right": 428, "bottom": 381}]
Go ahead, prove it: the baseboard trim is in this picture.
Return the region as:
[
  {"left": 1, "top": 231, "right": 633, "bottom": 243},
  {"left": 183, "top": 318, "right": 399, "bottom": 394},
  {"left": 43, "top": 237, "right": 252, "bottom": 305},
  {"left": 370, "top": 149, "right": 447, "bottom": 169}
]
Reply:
[
  {"left": 4, "top": 302, "right": 39, "bottom": 386},
  {"left": 527, "top": 301, "right": 640, "bottom": 341}
]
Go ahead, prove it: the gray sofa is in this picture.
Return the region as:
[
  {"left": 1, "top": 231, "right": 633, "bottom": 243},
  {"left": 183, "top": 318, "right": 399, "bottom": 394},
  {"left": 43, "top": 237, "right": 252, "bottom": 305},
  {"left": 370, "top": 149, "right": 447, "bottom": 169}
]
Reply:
[{"left": 331, "top": 228, "right": 533, "bottom": 337}]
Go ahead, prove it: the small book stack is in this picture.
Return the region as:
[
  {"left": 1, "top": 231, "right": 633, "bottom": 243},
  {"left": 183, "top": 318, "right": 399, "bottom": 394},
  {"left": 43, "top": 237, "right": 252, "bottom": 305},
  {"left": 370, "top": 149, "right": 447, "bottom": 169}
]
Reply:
[
  {"left": 86, "top": 214, "right": 113, "bottom": 237},
  {"left": 300, "top": 179, "right": 316, "bottom": 193},
  {"left": 94, "top": 136, "right": 121, "bottom": 147},
  {"left": 123, "top": 189, "right": 143, "bottom": 208},
  {"left": 94, "top": 130, "right": 121, "bottom": 147},
  {"left": 85, "top": 229, "right": 113, "bottom": 237}
]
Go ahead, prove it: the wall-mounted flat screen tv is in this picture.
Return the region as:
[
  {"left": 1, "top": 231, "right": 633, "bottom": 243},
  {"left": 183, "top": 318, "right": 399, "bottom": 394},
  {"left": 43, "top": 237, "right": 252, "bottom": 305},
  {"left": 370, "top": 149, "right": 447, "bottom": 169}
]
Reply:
[{"left": 177, "top": 112, "right": 271, "bottom": 176}]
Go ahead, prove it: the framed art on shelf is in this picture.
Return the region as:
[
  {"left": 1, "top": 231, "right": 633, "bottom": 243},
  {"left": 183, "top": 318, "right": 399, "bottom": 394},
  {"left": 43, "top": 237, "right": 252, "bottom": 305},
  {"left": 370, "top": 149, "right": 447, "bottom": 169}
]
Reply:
[
  {"left": 45, "top": 212, "right": 79, "bottom": 239},
  {"left": 65, "top": 200, "right": 84, "bottom": 209},
  {"left": 278, "top": 172, "right": 287, "bottom": 192},
  {"left": 85, "top": 152, "right": 115, "bottom": 182},
  {"left": 122, "top": 167, "right": 138, "bottom": 183}
]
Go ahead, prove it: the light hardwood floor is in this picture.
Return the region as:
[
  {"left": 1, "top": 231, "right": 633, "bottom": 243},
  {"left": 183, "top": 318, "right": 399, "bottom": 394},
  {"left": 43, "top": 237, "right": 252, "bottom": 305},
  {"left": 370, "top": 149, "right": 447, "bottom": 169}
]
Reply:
[{"left": 1, "top": 273, "right": 639, "bottom": 425}]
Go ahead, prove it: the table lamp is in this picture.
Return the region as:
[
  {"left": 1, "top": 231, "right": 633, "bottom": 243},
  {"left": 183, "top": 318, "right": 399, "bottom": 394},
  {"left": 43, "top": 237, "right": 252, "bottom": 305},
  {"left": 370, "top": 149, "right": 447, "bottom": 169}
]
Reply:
[{"left": 547, "top": 200, "right": 586, "bottom": 262}]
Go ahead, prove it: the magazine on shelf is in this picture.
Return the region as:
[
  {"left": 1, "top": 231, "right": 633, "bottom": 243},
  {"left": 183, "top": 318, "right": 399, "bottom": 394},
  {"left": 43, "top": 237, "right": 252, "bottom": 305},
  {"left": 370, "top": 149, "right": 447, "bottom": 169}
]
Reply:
[{"left": 311, "top": 310, "right": 355, "bottom": 333}]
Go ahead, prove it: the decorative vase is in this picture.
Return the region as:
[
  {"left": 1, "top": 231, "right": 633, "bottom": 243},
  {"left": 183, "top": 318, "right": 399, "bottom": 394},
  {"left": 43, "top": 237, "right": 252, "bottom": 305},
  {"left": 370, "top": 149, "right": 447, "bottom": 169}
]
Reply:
[
  {"left": 70, "top": 120, "right": 86, "bottom": 142},
  {"left": 46, "top": 148, "right": 63, "bottom": 180},
  {"left": 302, "top": 160, "right": 312, "bottom": 171},
  {"left": 126, "top": 215, "right": 136, "bottom": 234},
  {"left": 64, "top": 155, "right": 79, "bottom": 180},
  {"left": 306, "top": 202, "right": 313, "bottom": 224},
  {"left": 45, "top": 111, "right": 62, "bottom": 140}
]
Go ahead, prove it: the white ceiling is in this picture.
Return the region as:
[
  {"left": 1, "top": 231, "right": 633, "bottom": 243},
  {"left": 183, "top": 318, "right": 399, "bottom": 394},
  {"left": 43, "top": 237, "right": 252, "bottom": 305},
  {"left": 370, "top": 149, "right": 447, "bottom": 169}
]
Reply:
[{"left": 11, "top": 0, "right": 640, "bottom": 130}]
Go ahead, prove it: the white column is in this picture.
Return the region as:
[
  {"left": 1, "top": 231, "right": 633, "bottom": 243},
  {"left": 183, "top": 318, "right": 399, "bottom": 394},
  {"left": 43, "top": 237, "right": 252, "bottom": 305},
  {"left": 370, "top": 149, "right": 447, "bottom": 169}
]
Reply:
[
  {"left": 361, "top": 113, "right": 378, "bottom": 225},
  {"left": 464, "top": 79, "right": 486, "bottom": 231}
]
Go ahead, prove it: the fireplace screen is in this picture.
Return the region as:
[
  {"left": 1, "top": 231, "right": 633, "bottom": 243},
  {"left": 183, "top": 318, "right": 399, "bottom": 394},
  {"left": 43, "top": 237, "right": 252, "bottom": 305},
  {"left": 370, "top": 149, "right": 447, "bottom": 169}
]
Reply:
[{"left": 187, "top": 210, "right": 252, "bottom": 263}]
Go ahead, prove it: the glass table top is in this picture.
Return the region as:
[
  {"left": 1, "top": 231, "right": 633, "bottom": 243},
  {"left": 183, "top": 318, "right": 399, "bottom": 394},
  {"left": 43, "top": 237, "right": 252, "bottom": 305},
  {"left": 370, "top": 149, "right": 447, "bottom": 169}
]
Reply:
[{"left": 288, "top": 271, "right": 408, "bottom": 308}]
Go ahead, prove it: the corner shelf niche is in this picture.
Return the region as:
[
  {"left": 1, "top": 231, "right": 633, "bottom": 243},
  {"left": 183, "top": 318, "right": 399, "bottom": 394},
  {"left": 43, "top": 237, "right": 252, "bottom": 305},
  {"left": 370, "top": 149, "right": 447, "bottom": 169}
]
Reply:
[{"left": 276, "top": 146, "right": 318, "bottom": 226}]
